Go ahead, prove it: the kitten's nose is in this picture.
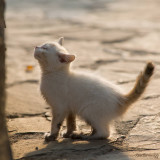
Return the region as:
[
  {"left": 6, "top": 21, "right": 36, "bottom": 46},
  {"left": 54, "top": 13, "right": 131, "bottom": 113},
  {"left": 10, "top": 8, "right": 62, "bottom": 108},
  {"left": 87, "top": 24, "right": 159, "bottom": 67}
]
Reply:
[{"left": 35, "top": 46, "right": 41, "bottom": 50}]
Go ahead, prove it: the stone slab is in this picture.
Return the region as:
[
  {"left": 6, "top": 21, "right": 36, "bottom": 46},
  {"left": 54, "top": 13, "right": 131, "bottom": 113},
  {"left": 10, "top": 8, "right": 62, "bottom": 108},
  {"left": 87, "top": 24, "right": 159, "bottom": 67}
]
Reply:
[
  {"left": 124, "top": 115, "right": 160, "bottom": 150},
  {"left": 8, "top": 117, "right": 50, "bottom": 133},
  {"left": 115, "top": 32, "right": 160, "bottom": 53},
  {"left": 99, "top": 150, "right": 160, "bottom": 160},
  {"left": 6, "top": 83, "right": 47, "bottom": 116},
  {"left": 12, "top": 139, "right": 46, "bottom": 159}
]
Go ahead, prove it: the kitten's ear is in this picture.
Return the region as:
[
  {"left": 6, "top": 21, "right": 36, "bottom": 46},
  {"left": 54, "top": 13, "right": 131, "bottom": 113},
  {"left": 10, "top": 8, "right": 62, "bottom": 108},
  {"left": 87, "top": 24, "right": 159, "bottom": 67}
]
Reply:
[
  {"left": 58, "top": 53, "right": 75, "bottom": 63},
  {"left": 58, "top": 37, "right": 64, "bottom": 46}
]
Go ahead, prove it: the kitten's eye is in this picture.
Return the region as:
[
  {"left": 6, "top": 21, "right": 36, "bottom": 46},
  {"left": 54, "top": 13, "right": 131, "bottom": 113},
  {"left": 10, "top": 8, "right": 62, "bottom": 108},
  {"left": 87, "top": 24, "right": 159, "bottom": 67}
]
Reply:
[{"left": 42, "top": 47, "right": 48, "bottom": 50}]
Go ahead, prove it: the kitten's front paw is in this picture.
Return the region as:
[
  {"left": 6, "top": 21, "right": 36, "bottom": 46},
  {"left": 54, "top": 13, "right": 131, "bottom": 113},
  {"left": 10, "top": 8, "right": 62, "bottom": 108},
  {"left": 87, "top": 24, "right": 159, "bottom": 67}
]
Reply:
[
  {"left": 70, "top": 131, "right": 84, "bottom": 139},
  {"left": 44, "top": 133, "right": 57, "bottom": 142},
  {"left": 63, "top": 132, "right": 72, "bottom": 138}
]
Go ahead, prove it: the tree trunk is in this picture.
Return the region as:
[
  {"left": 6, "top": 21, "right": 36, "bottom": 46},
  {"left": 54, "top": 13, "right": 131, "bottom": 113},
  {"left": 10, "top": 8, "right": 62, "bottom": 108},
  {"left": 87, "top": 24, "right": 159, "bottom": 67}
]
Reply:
[{"left": 0, "top": 0, "right": 13, "bottom": 159}]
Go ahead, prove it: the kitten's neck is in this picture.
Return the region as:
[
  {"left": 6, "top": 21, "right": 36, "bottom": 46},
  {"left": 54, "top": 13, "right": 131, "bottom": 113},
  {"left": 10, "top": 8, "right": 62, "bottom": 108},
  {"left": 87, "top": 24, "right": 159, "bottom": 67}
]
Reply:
[
  {"left": 41, "top": 66, "right": 71, "bottom": 78},
  {"left": 40, "top": 63, "right": 70, "bottom": 76}
]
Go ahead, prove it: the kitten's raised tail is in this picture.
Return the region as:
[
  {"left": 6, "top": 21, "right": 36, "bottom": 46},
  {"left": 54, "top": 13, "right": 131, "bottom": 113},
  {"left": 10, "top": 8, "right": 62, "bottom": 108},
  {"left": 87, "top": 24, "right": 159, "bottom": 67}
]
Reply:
[{"left": 120, "top": 62, "right": 154, "bottom": 114}]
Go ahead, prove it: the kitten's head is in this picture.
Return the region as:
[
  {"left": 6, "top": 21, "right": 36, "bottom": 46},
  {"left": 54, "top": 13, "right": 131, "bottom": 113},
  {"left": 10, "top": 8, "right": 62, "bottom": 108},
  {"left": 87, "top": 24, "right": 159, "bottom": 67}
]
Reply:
[{"left": 34, "top": 37, "right": 75, "bottom": 72}]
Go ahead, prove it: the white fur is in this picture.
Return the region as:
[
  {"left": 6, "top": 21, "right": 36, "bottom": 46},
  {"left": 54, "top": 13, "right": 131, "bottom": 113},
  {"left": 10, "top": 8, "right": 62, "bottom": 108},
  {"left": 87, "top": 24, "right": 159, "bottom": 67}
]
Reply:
[{"left": 34, "top": 39, "right": 124, "bottom": 139}]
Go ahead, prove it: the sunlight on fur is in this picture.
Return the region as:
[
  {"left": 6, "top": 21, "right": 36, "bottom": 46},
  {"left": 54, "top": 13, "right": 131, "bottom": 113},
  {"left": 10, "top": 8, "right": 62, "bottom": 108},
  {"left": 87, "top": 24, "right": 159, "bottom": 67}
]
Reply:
[{"left": 34, "top": 37, "right": 154, "bottom": 141}]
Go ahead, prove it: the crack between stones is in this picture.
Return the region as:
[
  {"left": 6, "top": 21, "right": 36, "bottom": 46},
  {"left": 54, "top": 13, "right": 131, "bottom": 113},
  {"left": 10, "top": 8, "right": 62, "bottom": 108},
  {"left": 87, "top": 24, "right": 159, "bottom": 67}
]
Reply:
[
  {"left": 114, "top": 47, "right": 160, "bottom": 56},
  {"left": 79, "top": 57, "right": 156, "bottom": 71},
  {"left": 122, "top": 147, "right": 159, "bottom": 152},
  {"left": 79, "top": 59, "right": 120, "bottom": 70},
  {"left": 101, "top": 35, "right": 136, "bottom": 44},
  {"left": 9, "top": 132, "right": 44, "bottom": 145},
  {"left": 117, "top": 116, "right": 143, "bottom": 144},
  {"left": 142, "top": 94, "right": 160, "bottom": 100},
  {"left": 6, "top": 79, "right": 39, "bottom": 88},
  {"left": 7, "top": 112, "right": 46, "bottom": 119}
]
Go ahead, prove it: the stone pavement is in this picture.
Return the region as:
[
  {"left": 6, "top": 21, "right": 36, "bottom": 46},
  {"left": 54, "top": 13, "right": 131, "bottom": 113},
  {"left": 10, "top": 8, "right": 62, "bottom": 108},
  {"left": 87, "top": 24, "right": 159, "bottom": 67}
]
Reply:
[{"left": 6, "top": 0, "right": 160, "bottom": 159}]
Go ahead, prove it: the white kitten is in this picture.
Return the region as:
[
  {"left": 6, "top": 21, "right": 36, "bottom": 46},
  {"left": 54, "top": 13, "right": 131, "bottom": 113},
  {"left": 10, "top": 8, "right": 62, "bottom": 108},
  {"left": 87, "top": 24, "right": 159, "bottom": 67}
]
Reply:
[{"left": 34, "top": 37, "right": 154, "bottom": 141}]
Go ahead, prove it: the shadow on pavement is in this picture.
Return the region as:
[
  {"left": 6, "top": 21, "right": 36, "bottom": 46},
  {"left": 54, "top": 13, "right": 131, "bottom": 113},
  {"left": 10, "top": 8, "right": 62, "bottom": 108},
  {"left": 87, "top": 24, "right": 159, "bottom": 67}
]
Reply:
[{"left": 23, "top": 138, "right": 130, "bottom": 160}]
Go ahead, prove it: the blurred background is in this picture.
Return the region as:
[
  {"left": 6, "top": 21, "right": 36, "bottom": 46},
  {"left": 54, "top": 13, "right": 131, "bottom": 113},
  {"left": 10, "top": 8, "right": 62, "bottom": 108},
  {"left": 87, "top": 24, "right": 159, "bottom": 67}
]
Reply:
[
  {"left": 6, "top": 0, "right": 160, "bottom": 84},
  {"left": 5, "top": 0, "right": 160, "bottom": 159}
]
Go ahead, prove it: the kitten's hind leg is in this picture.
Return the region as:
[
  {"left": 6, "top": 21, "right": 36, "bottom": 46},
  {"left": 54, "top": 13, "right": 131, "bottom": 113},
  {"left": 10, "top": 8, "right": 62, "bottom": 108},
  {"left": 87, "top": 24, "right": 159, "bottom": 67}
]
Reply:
[
  {"left": 87, "top": 122, "right": 110, "bottom": 140},
  {"left": 63, "top": 112, "right": 76, "bottom": 138},
  {"left": 71, "top": 121, "right": 109, "bottom": 140}
]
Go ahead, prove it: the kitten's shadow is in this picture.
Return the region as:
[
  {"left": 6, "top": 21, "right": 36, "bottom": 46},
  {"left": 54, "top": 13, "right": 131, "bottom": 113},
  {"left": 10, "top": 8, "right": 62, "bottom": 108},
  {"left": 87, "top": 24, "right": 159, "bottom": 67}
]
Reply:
[{"left": 25, "top": 138, "right": 130, "bottom": 160}]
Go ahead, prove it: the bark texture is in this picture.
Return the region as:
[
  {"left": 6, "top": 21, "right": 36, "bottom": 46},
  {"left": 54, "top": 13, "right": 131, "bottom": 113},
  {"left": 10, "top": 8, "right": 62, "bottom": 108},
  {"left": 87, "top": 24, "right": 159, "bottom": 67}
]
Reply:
[{"left": 0, "top": 0, "right": 13, "bottom": 159}]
